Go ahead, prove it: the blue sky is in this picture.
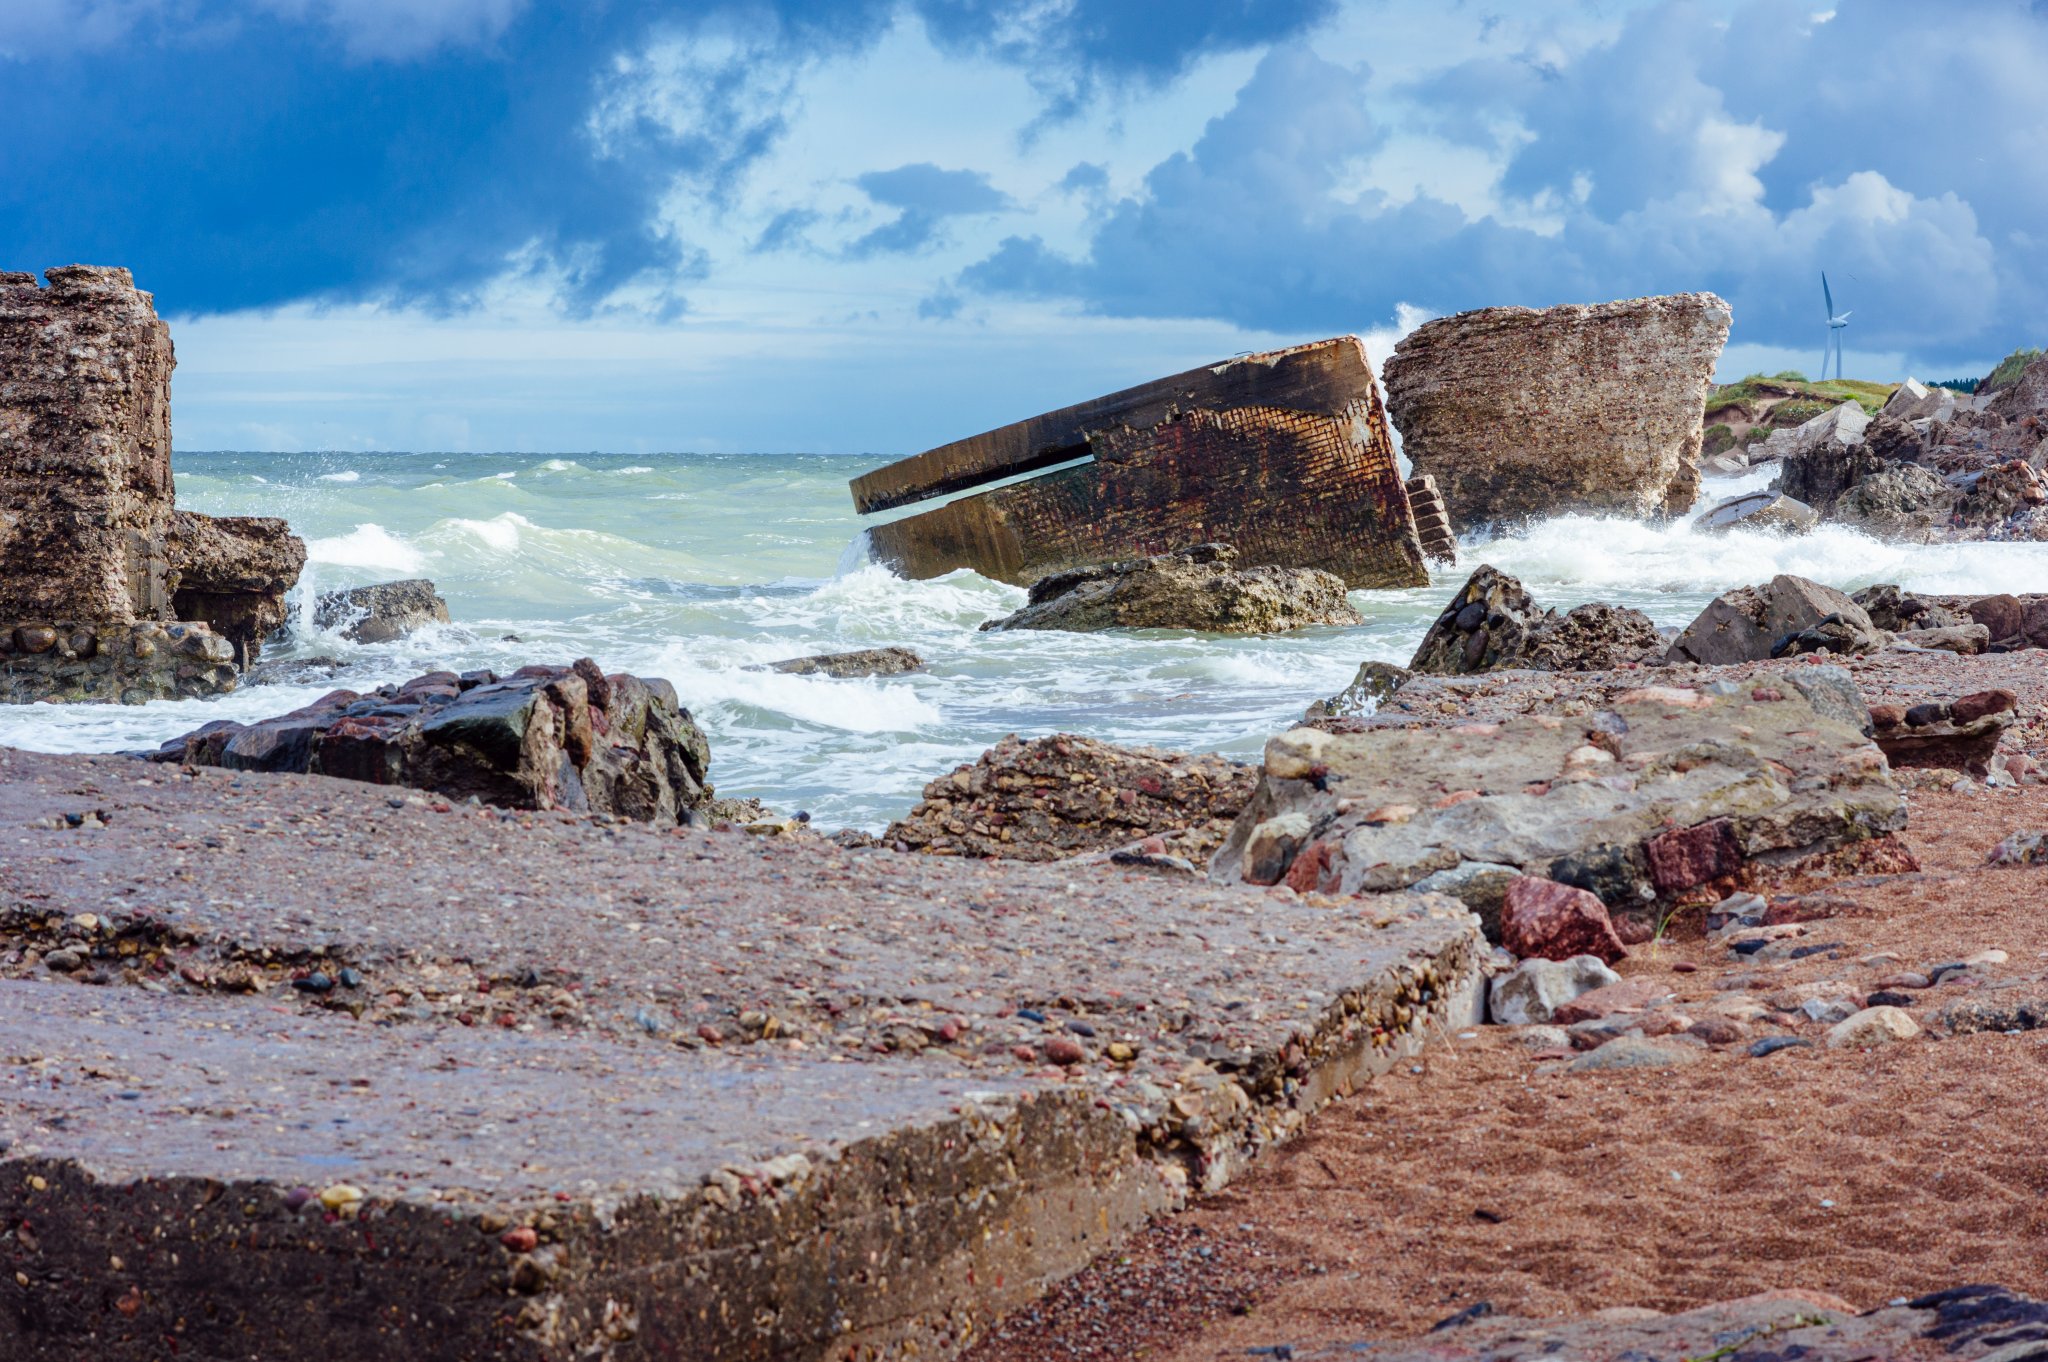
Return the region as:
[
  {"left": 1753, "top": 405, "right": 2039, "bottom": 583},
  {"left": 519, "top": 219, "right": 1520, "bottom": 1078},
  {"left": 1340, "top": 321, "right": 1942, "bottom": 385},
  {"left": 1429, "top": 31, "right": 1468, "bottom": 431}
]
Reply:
[{"left": 4, "top": 0, "right": 2043, "bottom": 453}]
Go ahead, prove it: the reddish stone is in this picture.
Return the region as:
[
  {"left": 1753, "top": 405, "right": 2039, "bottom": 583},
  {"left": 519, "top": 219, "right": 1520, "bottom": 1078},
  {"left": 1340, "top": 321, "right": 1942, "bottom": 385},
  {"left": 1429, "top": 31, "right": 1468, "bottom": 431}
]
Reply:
[
  {"left": 1687, "top": 1017, "right": 1744, "bottom": 1045},
  {"left": 1644, "top": 818, "right": 1744, "bottom": 893},
  {"left": 2025, "top": 596, "right": 2048, "bottom": 648},
  {"left": 1952, "top": 688, "right": 2016, "bottom": 724},
  {"left": 500, "top": 1226, "right": 538, "bottom": 1253},
  {"left": 1612, "top": 912, "right": 1655, "bottom": 946},
  {"left": 1550, "top": 979, "right": 1674, "bottom": 1025},
  {"left": 1499, "top": 876, "right": 1629, "bottom": 965},
  {"left": 1867, "top": 703, "right": 1905, "bottom": 729},
  {"left": 1966, "top": 593, "right": 2024, "bottom": 642},
  {"left": 1044, "top": 1036, "right": 1085, "bottom": 1066},
  {"left": 1282, "top": 840, "right": 1337, "bottom": 894}
]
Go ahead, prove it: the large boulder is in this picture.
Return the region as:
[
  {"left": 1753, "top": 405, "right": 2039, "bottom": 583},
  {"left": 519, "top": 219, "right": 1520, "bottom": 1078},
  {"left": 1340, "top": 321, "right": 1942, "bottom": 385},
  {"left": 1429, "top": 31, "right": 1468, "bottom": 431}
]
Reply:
[
  {"left": 1665, "top": 574, "right": 1883, "bottom": 665},
  {"left": 981, "top": 543, "right": 1362, "bottom": 634},
  {"left": 313, "top": 579, "right": 451, "bottom": 644},
  {"left": 1381, "top": 292, "right": 1731, "bottom": 525},
  {"left": 1499, "top": 875, "right": 1629, "bottom": 964},
  {"left": 1409, "top": 566, "right": 1662, "bottom": 674},
  {"left": 152, "top": 659, "right": 716, "bottom": 823},
  {"left": 884, "top": 734, "right": 1257, "bottom": 864},
  {"left": 1212, "top": 666, "right": 1909, "bottom": 927}
]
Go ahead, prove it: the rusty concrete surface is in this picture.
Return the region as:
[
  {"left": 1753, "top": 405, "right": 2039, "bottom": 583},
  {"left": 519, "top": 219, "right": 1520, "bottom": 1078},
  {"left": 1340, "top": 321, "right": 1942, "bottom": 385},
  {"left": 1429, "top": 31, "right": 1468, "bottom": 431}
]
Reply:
[
  {"left": 0, "top": 749, "right": 1484, "bottom": 1360},
  {"left": 853, "top": 338, "right": 1429, "bottom": 590}
]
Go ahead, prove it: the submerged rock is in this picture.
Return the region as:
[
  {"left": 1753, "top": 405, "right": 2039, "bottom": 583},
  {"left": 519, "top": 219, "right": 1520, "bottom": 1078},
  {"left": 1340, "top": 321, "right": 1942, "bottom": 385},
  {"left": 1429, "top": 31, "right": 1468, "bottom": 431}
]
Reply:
[
  {"left": 981, "top": 544, "right": 1362, "bottom": 635},
  {"left": 1409, "top": 566, "right": 1662, "bottom": 675},
  {"left": 313, "top": 580, "right": 451, "bottom": 644},
  {"left": 885, "top": 733, "right": 1256, "bottom": 863},
  {"left": 769, "top": 646, "right": 925, "bottom": 678},
  {"left": 1382, "top": 292, "right": 1731, "bottom": 525},
  {"left": 1306, "top": 661, "right": 1414, "bottom": 720},
  {"left": 151, "top": 658, "right": 715, "bottom": 822}
]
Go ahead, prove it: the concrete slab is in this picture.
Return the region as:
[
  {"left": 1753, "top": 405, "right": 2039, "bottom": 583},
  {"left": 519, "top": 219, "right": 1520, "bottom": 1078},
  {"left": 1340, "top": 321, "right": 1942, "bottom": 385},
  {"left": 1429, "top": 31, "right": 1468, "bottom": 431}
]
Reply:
[{"left": 0, "top": 750, "right": 1486, "bottom": 1359}]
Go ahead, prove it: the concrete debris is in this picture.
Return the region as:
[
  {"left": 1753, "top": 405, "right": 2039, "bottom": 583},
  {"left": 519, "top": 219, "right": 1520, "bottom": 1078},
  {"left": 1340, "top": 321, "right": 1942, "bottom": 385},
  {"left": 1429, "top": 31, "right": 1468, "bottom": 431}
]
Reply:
[
  {"left": 0, "top": 746, "right": 1487, "bottom": 1360},
  {"left": 852, "top": 337, "right": 1430, "bottom": 590},
  {"left": 0, "top": 266, "right": 306, "bottom": 701},
  {"left": 1382, "top": 292, "right": 1731, "bottom": 525},
  {"left": 1697, "top": 489, "right": 1818, "bottom": 535},
  {"left": 980, "top": 543, "right": 1362, "bottom": 635},
  {"left": 1405, "top": 474, "right": 1459, "bottom": 565}
]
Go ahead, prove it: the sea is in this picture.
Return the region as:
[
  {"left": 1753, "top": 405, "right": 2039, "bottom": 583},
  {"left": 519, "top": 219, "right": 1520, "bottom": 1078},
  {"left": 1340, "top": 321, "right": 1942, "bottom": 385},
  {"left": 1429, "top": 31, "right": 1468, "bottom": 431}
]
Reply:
[{"left": 5, "top": 451, "right": 2044, "bottom": 832}]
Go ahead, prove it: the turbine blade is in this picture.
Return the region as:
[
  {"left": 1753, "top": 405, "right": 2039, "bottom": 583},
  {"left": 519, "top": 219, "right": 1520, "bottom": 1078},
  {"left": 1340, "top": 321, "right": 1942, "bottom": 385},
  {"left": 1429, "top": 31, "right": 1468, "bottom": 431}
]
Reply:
[{"left": 1823, "top": 272, "right": 1834, "bottom": 317}]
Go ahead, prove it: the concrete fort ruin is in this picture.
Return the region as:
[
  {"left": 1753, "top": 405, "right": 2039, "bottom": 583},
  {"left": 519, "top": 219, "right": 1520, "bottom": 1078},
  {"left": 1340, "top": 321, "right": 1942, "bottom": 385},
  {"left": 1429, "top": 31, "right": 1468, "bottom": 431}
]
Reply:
[
  {"left": 852, "top": 336, "right": 1455, "bottom": 590},
  {"left": 0, "top": 266, "right": 303, "bottom": 703}
]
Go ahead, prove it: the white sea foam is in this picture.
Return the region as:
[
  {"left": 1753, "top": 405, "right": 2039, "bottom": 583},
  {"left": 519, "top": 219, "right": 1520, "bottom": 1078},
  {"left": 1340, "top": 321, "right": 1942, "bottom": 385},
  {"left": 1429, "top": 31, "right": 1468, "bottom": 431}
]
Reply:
[
  {"left": 305, "top": 523, "right": 430, "bottom": 574},
  {"left": 316, "top": 470, "right": 361, "bottom": 483}
]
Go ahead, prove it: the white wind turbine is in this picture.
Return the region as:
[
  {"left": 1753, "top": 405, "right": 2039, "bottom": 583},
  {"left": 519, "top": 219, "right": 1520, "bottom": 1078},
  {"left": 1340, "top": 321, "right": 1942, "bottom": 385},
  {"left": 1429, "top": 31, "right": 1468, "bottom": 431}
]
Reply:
[{"left": 1821, "top": 272, "right": 1852, "bottom": 381}]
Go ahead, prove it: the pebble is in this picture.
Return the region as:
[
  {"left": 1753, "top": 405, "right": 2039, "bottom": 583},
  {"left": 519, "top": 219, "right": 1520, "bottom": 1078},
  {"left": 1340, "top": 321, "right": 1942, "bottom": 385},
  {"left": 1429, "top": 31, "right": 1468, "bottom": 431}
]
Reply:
[
  {"left": 42, "top": 948, "right": 83, "bottom": 973},
  {"left": 500, "top": 1226, "right": 539, "bottom": 1253},
  {"left": 282, "top": 1186, "right": 314, "bottom": 1212},
  {"left": 1748, "top": 1035, "right": 1811, "bottom": 1059},
  {"left": 318, "top": 1183, "right": 365, "bottom": 1211},
  {"left": 1044, "top": 1037, "right": 1086, "bottom": 1066},
  {"left": 337, "top": 968, "right": 363, "bottom": 989},
  {"left": 1016, "top": 1008, "right": 1047, "bottom": 1024},
  {"left": 292, "top": 972, "right": 333, "bottom": 994}
]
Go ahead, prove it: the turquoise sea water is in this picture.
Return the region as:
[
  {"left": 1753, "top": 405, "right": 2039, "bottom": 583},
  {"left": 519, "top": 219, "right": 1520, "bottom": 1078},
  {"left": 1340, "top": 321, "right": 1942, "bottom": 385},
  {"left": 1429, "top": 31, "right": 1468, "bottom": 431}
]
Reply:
[{"left": 4, "top": 451, "right": 2044, "bottom": 830}]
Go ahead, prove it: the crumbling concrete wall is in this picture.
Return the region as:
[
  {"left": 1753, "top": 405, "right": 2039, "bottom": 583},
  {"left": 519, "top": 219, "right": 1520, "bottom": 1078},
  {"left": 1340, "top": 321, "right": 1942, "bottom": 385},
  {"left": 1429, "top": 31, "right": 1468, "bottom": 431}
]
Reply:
[
  {"left": 1, "top": 266, "right": 306, "bottom": 699},
  {"left": 855, "top": 337, "right": 1431, "bottom": 590},
  {"left": 1383, "top": 293, "right": 1732, "bottom": 526},
  {"left": 0, "top": 266, "right": 176, "bottom": 624}
]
